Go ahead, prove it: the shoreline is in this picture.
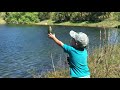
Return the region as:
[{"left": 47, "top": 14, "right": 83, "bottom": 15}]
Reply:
[
  {"left": 1, "top": 19, "right": 120, "bottom": 28},
  {"left": 0, "top": 19, "right": 6, "bottom": 24},
  {"left": 34, "top": 20, "right": 120, "bottom": 28}
]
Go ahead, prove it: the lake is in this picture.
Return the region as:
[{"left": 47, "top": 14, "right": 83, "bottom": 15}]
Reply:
[{"left": 0, "top": 24, "right": 120, "bottom": 78}]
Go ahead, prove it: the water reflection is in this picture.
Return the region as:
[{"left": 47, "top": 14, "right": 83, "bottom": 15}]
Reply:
[{"left": 108, "top": 28, "right": 119, "bottom": 44}]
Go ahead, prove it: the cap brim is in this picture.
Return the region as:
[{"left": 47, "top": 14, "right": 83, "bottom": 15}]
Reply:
[{"left": 69, "top": 30, "right": 77, "bottom": 39}]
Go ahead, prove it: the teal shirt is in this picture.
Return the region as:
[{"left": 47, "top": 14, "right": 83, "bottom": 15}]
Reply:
[{"left": 62, "top": 44, "right": 90, "bottom": 78}]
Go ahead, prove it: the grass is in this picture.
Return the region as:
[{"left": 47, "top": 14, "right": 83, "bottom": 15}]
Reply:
[
  {"left": 85, "top": 20, "right": 120, "bottom": 28},
  {"left": 43, "top": 69, "right": 70, "bottom": 78},
  {"left": 34, "top": 20, "right": 54, "bottom": 25},
  {"left": 89, "top": 44, "right": 120, "bottom": 78},
  {"left": 0, "top": 18, "right": 6, "bottom": 24},
  {"left": 1, "top": 18, "right": 120, "bottom": 28},
  {"left": 34, "top": 19, "right": 120, "bottom": 28}
]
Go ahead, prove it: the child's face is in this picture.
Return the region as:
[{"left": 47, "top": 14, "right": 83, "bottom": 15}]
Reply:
[
  {"left": 70, "top": 38, "right": 76, "bottom": 47},
  {"left": 70, "top": 38, "right": 85, "bottom": 50}
]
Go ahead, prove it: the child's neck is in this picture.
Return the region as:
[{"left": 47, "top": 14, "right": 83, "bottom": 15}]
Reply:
[
  {"left": 76, "top": 47, "right": 84, "bottom": 51},
  {"left": 72, "top": 46, "right": 84, "bottom": 51}
]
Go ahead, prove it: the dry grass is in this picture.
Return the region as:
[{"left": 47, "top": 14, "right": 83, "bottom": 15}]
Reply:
[
  {"left": 0, "top": 18, "right": 6, "bottom": 24},
  {"left": 43, "top": 69, "right": 70, "bottom": 78},
  {"left": 89, "top": 44, "right": 120, "bottom": 78},
  {"left": 89, "top": 28, "right": 120, "bottom": 78}
]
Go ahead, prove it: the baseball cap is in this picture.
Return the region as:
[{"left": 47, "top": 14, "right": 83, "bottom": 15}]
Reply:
[{"left": 69, "top": 30, "right": 89, "bottom": 47}]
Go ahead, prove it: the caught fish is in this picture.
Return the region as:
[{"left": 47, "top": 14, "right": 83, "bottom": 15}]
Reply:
[{"left": 48, "top": 26, "right": 55, "bottom": 35}]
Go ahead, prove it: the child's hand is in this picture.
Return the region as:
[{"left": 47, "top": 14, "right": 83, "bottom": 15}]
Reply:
[
  {"left": 48, "top": 33, "right": 55, "bottom": 39},
  {"left": 48, "top": 33, "right": 63, "bottom": 46}
]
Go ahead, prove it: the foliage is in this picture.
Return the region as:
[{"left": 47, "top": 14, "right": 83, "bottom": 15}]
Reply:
[
  {"left": 0, "top": 12, "right": 6, "bottom": 19},
  {"left": 51, "top": 12, "right": 72, "bottom": 23},
  {"left": 70, "top": 12, "right": 89, "bottom": 22},
  {"left": 2, "top": 12, "right": 120, "bottom": 24},
  {"left": 5, "top": 12, "right": 39, "bottom": 24},
  {"left": 51, "top": 12, "right": 111, "bottom": 23},
  {"left": 111, "top": 12, "right": 120, "bottom": 21},
  {"left": 38, "top": 12, "right": 51, "bottom": 21}
]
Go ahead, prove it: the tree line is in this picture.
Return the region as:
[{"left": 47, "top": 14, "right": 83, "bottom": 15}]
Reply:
[{"left": 0, "top": 12, "right": 120, "bottom": 24}]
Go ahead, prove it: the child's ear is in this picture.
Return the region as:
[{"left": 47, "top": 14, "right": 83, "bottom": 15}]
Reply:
[{"left": 76, "top": 43, "right": 78, "bottom": 45}]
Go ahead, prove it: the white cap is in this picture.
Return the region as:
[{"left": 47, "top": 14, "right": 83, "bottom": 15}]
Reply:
[{"left": 69, "top": 30, "right": 89, "bottom": 47}]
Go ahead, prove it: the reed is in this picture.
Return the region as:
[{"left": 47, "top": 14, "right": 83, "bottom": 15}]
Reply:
[{"left": 89, "top": 27, "right": 120, "bottom": 78}]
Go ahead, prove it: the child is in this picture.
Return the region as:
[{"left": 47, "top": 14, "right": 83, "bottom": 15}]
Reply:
[{"left": 48, "top": 30, "right": 90, "bottom": 78}]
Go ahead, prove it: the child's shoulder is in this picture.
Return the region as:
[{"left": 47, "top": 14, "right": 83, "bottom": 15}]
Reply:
[
  {"left": 63, "top": 44, "right": 74, "bottom": 50},
  {"left": 63, "top": 44, "right": 73, "bottom": 48}
]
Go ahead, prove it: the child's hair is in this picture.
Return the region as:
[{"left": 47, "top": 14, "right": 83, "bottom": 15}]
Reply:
[
  {"left": 75, "top": 41, "right": 86, "bottom": 51},
  {"left": 69, "top": 30, "right": 89, "bottom": 51}
]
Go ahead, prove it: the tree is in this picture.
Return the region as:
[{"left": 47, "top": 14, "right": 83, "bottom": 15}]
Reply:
[
  {"left": 5, "top": 12, "right": 39, "bottom": 24},
  {"left": 0, "top": 12, "right": 6, "bottom": 19},
  {"left": 38, "top": 12, "right": 51, "bottom": 21},
  {"left": 51, "top": 12, "right": 72, "bottom": 23}
]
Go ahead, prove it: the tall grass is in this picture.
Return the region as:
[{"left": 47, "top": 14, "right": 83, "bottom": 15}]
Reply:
[
  {"left": 89, "top": 44, "right": 120, "bottom": 78},
  {"left": 89, "top": 27, "right": 120, "bottom": 78}
]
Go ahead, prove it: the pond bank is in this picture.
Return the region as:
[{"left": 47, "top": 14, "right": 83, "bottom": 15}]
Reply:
[
  {"left": 34, "top": 20, "right": 120, "bottom": 28},
  {"left": 1, "top": 19, "right": 120, "bottom": 28},
  {"left": 0, "top": 19, "right": 6, "bottom": 24}
]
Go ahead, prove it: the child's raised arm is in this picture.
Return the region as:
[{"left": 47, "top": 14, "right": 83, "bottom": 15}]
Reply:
[{"left": 48, "top": 33, "right": 64, "bottom": 47}]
